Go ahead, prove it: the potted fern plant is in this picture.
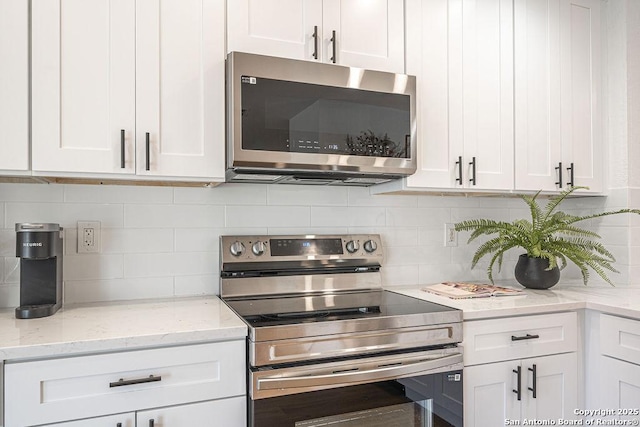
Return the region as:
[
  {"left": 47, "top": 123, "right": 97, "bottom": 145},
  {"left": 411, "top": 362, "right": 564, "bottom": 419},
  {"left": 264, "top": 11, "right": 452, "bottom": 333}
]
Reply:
[{"left": 454, "top": 187, "right": 640, "bottom": 289}]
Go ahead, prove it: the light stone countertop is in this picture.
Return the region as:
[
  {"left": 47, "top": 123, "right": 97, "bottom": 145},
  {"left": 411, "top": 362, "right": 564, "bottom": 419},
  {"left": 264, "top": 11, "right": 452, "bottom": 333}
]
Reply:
[
  {"left": 389, "top": 284, "right": 640, "bottom": 320},
  {"left": 0, "top": 296, "right": 247, "bottom": 361}
]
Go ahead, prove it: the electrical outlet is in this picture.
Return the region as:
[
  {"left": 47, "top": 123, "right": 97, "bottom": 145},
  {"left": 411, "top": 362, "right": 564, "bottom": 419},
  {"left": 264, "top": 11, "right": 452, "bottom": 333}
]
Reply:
[
  {"left": 444, "top": 223, "right": 458, "bottom": 247},
  {"left": 77, "top": 221, "right": 101, "bottom": 253}
]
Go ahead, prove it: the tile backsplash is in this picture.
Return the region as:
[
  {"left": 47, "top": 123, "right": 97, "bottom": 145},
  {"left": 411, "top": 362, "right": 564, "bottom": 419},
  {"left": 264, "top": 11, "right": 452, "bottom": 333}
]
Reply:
[{"left": 0, "top": 183, "right": 636, "bottom": 307}]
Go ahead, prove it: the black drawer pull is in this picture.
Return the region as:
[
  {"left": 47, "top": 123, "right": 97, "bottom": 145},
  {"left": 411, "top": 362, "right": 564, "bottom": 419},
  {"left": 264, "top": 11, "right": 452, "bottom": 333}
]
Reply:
[
  {"left": 511, "top": 333, "right": 540, "bottom": 341},
  {"left": 512, "top": 366, "right": 521, "bottom": 401},
  {"left": 528, "top": 364, "right": 537, "bottom": 398},
  {"left": 109, "top": 374, "right": 162, "bottom": 388},
  {"left": 145, "top": 132, "right": 151, "bottom": 171}
]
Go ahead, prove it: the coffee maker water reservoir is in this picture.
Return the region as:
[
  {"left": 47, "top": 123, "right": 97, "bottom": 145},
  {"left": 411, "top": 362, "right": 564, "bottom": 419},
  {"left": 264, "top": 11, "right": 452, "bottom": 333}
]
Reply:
[{"left": 15, "top": 223, "right": 63, "bottom": 319}]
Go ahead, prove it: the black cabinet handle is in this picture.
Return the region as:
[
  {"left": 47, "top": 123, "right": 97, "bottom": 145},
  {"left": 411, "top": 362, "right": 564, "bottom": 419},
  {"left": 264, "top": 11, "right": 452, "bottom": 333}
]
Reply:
[
  {"left": 567, "top": 162, "right": 574, "bottom": 187},
  {"left": 109, "top": 374, "right": 162, "bottom": 388},
  {"left": 120, "top": 129, "right": 125, "bottom": 169},
  {"left": 455, "top": 156, "right": 463, "bottom": 185},
  {"left": 528, "top": 364, "right": 537, "bottom": 398},
  {"left": 145, "top": 132, "right": 151, "bottom": 171},
  {"left": 149, "top": 420, "right": 155, "bottom": 427},
  {"left": 312, "top": 25, "right": 318, "bottom": 59},
  {"left": 330, "top": 30, "right": 336, "bottom": 63},
  {"left": 555, "top": 162, "right": 563, "bottom": 188},
  {"left": 513, "top": 366, "right": 522, "bottom": 401},
  {"left": 511, "top": 333, "right": 540, "bottom": 341},
  {"left": 117, "top": 424, "right": 122, "bottom": 427},
  {"left": 469, "top": 156, "right": 477, "bottom": 186}
]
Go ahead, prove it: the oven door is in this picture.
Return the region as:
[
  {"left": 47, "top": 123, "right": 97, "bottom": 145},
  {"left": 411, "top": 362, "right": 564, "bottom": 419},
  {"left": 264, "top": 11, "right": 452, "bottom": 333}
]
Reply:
[{"left": 250, "top": 348, "right": 463, "bottom": 427}]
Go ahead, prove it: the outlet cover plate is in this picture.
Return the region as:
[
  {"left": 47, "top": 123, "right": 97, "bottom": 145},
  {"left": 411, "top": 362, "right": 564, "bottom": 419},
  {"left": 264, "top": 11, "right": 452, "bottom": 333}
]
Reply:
[{"left": 77, "top": 221, "right": 101, "bottom": 253}]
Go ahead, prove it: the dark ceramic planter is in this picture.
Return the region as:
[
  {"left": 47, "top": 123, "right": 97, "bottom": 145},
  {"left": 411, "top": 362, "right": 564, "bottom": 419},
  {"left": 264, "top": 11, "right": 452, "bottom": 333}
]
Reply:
[{"left": 514, "top": 254, "right": 560, "bottom": 289}]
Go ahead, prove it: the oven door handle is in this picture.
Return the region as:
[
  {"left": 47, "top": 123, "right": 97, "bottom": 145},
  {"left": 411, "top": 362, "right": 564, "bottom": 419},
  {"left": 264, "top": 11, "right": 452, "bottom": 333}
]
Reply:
[{"left": 256, "top": 353, "right": 462, "bottom": 391}]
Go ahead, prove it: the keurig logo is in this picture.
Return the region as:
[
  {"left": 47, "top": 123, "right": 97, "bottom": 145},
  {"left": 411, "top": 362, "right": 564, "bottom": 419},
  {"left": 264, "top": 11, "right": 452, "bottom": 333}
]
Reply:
[{"left": 23, "top": 242, "right": 43, "bottom": 247}]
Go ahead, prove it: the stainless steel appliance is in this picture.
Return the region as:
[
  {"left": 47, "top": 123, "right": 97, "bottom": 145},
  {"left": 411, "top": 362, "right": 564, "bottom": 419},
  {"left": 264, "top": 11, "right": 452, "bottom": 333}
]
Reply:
[
  {"left": 15, "top": 223, "right": 63, "bottom": 319},
  {"left": 220, "top": 234, "right": 463, "bottom": 427},
  {"left": 226, "top": 52, "right": 417, "bottom": 186}
]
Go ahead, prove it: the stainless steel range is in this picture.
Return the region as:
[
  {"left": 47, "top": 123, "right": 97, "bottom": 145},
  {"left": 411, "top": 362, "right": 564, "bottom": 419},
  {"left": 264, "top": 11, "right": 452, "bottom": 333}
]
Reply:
[{"left": 220, "top": 234, "right": 463, "bottom": 427}]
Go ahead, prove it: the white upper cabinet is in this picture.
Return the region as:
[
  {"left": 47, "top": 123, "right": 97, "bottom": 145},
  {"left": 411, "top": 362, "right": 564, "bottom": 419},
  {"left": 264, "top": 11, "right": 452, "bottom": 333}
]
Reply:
[
  {"left": 32, "top": 0, "right": 136, "bottom": 175},
  {"left": 0, "top": 0, "right": 30, "bottom": 173},
  {"left": 136, "top": 0, "right": 226, "bottom": 179},
  {"left": 226, "top": 0, "right": 405, "bottom": 73},
  {"left": 386, "top": 0, "right": 513, "bottom": 192},
  {"left": 515, "top": 0, "right": 603, "bottom": 193},
  {"left": 32, "top": 0, "right": 225, "bottom": 182}
]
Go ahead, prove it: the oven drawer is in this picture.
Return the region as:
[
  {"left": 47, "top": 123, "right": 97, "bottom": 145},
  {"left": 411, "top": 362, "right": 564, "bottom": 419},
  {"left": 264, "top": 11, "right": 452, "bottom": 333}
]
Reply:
[
  {"left": 4, "top": 341, "right": 245, "bottom": 426},
  {"left": 601, "top": 314, "right": 640, "bottom": 365},
  {"left": 462, "top": 312, "right": 577, "bottom": 366}
]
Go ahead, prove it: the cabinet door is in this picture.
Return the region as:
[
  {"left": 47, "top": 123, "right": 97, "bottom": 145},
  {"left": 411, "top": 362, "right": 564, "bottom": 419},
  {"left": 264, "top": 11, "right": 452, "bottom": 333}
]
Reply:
[
  {"left": 404, "top": 0, "right": 460, "bottom": 189},
  {"left": 404, "top": 0, "right": 512, "bottom": 191},
  {"left": 322, "top": 0, "right": 404, "bottom": 73},
  {"left": 46, "top": 413, "right": 135, "bottom": 427},
  {"left": 136, "top": 0, "right": 225, "bottom": 180},
  {"left": 560, "top": 0, "right": 603, "bottom": 193},
  {"left": 600, "top": 357, "right": 640, "bottom": 419},
  {"left": 137, "top": 397, "right": 246, "bottom": 427},
  {"left": 464, "top": 361, "right": 521, "bottom": 427},
  {"left": 456, "top": 0, "right": 514, "bottom": 190},
  {"left": 32, "top": 0, "right": 136, "bottom": 174},
  {"left": 227, "top": 0, "right": 322, "bottom": 61},
  {"left": 514, "top": 0, "right": 563, "bottom": 192},
  {"left": 522, "top": 353, "right": 578, "bottom": 421},
  {"left": 0, "top": 0, "right": 29, "bottom": 173}
]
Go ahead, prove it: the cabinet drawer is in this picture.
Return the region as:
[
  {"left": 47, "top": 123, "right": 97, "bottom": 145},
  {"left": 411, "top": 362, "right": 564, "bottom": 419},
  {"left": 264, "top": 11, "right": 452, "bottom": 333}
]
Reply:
[
  {"left": 601, "top": 314, "right": 640, "bottom": 365},
  {"left": 462, "top": 312, "right": 577, "bottom": 366},
  {"left": 5, "top": 340, "right": 245, "bottom": 426}
]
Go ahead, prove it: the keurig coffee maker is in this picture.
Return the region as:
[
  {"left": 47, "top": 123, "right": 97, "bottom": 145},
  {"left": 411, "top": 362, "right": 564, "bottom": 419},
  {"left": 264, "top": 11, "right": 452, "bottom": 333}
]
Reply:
[{"left": 15, "top": 223, "right": 63, "bottom": 319}]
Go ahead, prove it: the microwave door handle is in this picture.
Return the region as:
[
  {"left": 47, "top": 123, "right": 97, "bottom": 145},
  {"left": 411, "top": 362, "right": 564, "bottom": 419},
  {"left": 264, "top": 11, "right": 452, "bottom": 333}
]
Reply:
[{"left": 257, "top": 353, "right": 462, "bottom": 391}]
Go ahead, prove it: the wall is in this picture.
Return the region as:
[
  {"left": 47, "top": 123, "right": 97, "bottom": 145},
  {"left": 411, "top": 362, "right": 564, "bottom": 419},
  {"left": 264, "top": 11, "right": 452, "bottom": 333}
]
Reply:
[{"left": 0, "top": 182, "right": 631, "bottom": 308}]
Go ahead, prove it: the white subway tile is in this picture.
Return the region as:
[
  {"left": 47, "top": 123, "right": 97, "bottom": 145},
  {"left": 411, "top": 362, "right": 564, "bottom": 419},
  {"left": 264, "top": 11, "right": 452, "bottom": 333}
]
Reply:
[
  {"left": 349, "top": 187, "right": 417, "bottom": 207},
  {"left": 102, "top": 229, "right": 174, "bottom": 253},
  {"left": 175, "top": 184, "right": 267, "bottom": 205},
  {"left": 381, "top": 265, "right": 420, "bottom": 286},
  {"left": 64, "top": 277, "right": 174, "bottom": 304},
  {"left": 267, "top": 226, "right": 349, "bottom": 235},
  {"left": 418, "top": 194, "right": 481, "bottom": 208},
  {"left": 419, "top": 263, "right": 481, "bottom": 284},
  {"left": 175, "top": 229, "right": 221, "bottom": 252},
  {"left": 226, "top": 206, "right": 311, "bottom": 228},
  {"left": 123, "top": 252, "right": 216, "bottom": 278},
  {"left": 64, "top": 185, "right": 173, "bottom": 204},
  {"left": 6, "top": 203, "right": 124, "bottom": 229},
  {"left": 0, "top": 284, "right": 19, "bottom": 308},
  {"left": 0, "top": 229, "right": 13, "bottom": 257},
  {"left": 3, "top": 258, "right": 19, "bottom": 283},
  {"left": 386, "top": 208, "right": 450, "bottom": 227},
  {"left": 173, "top": 252, "right": 217, "bottom": 276},
  {"left": 64, "top": 254, "right": 124, "bottom": 280},
  {"left": 0, "top": 183, "right": 64, "bottom": 202},
  {"left": 268, "top": 185, "right": 348, "bottom": 206},
  {"left": 311, "top": 207, "right": 386, "bottom": 227},
  {"left": 599, "top": 227, "right": 630, "bottom": 246},
  {"left": 384, "top": 245, "right": 451, "bottom": 266},
  {"left": 174, "top": 274, "right": 218, "bottom": 296},
  {"left": 125, "top": 204, "right": 224, "bottom": 228},
  {"left": 451, "top": 207, "right": 510, "bottom": 223},
  {"left": 417, "top": 228, "right": 445, "bottom": 247}
]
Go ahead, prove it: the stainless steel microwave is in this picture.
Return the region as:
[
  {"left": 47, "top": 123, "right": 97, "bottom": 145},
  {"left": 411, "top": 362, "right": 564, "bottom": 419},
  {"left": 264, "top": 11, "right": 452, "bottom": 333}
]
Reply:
[{"left": 226, "top": 52, "right": 417, "bottom": 186}]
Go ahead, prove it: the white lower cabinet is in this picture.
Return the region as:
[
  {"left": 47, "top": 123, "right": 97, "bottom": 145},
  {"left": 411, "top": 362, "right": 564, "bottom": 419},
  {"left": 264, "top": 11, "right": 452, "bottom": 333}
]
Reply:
[
  {"left": 5, "top": 341, "right": 246, "bottom": 426},
  {"left": 463, "top": 312, "right": 578, "bottom": 426},
  {"left": 465, "top": 353, "right": 578, "bottom": 426},
  {"left": 596, "top": 314, "right": 640, "bottom": 419}
]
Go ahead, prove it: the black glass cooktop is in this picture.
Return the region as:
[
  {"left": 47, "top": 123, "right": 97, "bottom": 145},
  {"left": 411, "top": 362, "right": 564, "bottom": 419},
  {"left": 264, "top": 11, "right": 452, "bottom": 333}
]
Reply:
[{"left": 224, "top": 290, "right": 459, "bottom": 329}]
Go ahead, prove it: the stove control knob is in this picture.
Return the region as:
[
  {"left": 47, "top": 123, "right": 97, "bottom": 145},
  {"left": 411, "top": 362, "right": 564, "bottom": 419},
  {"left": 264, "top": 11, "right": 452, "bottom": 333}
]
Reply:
[
  {"left": 345, "top": 240, "right": 360, "bottom": 253},
  {"left": 252, "top": 241, "right": 266, "bottom": 256},
  {"left": 230, "top": 241, "right": 245, "bottom": 257},
  {"left": 363, "top": 239, "right": 378, "bottom": 253}
]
